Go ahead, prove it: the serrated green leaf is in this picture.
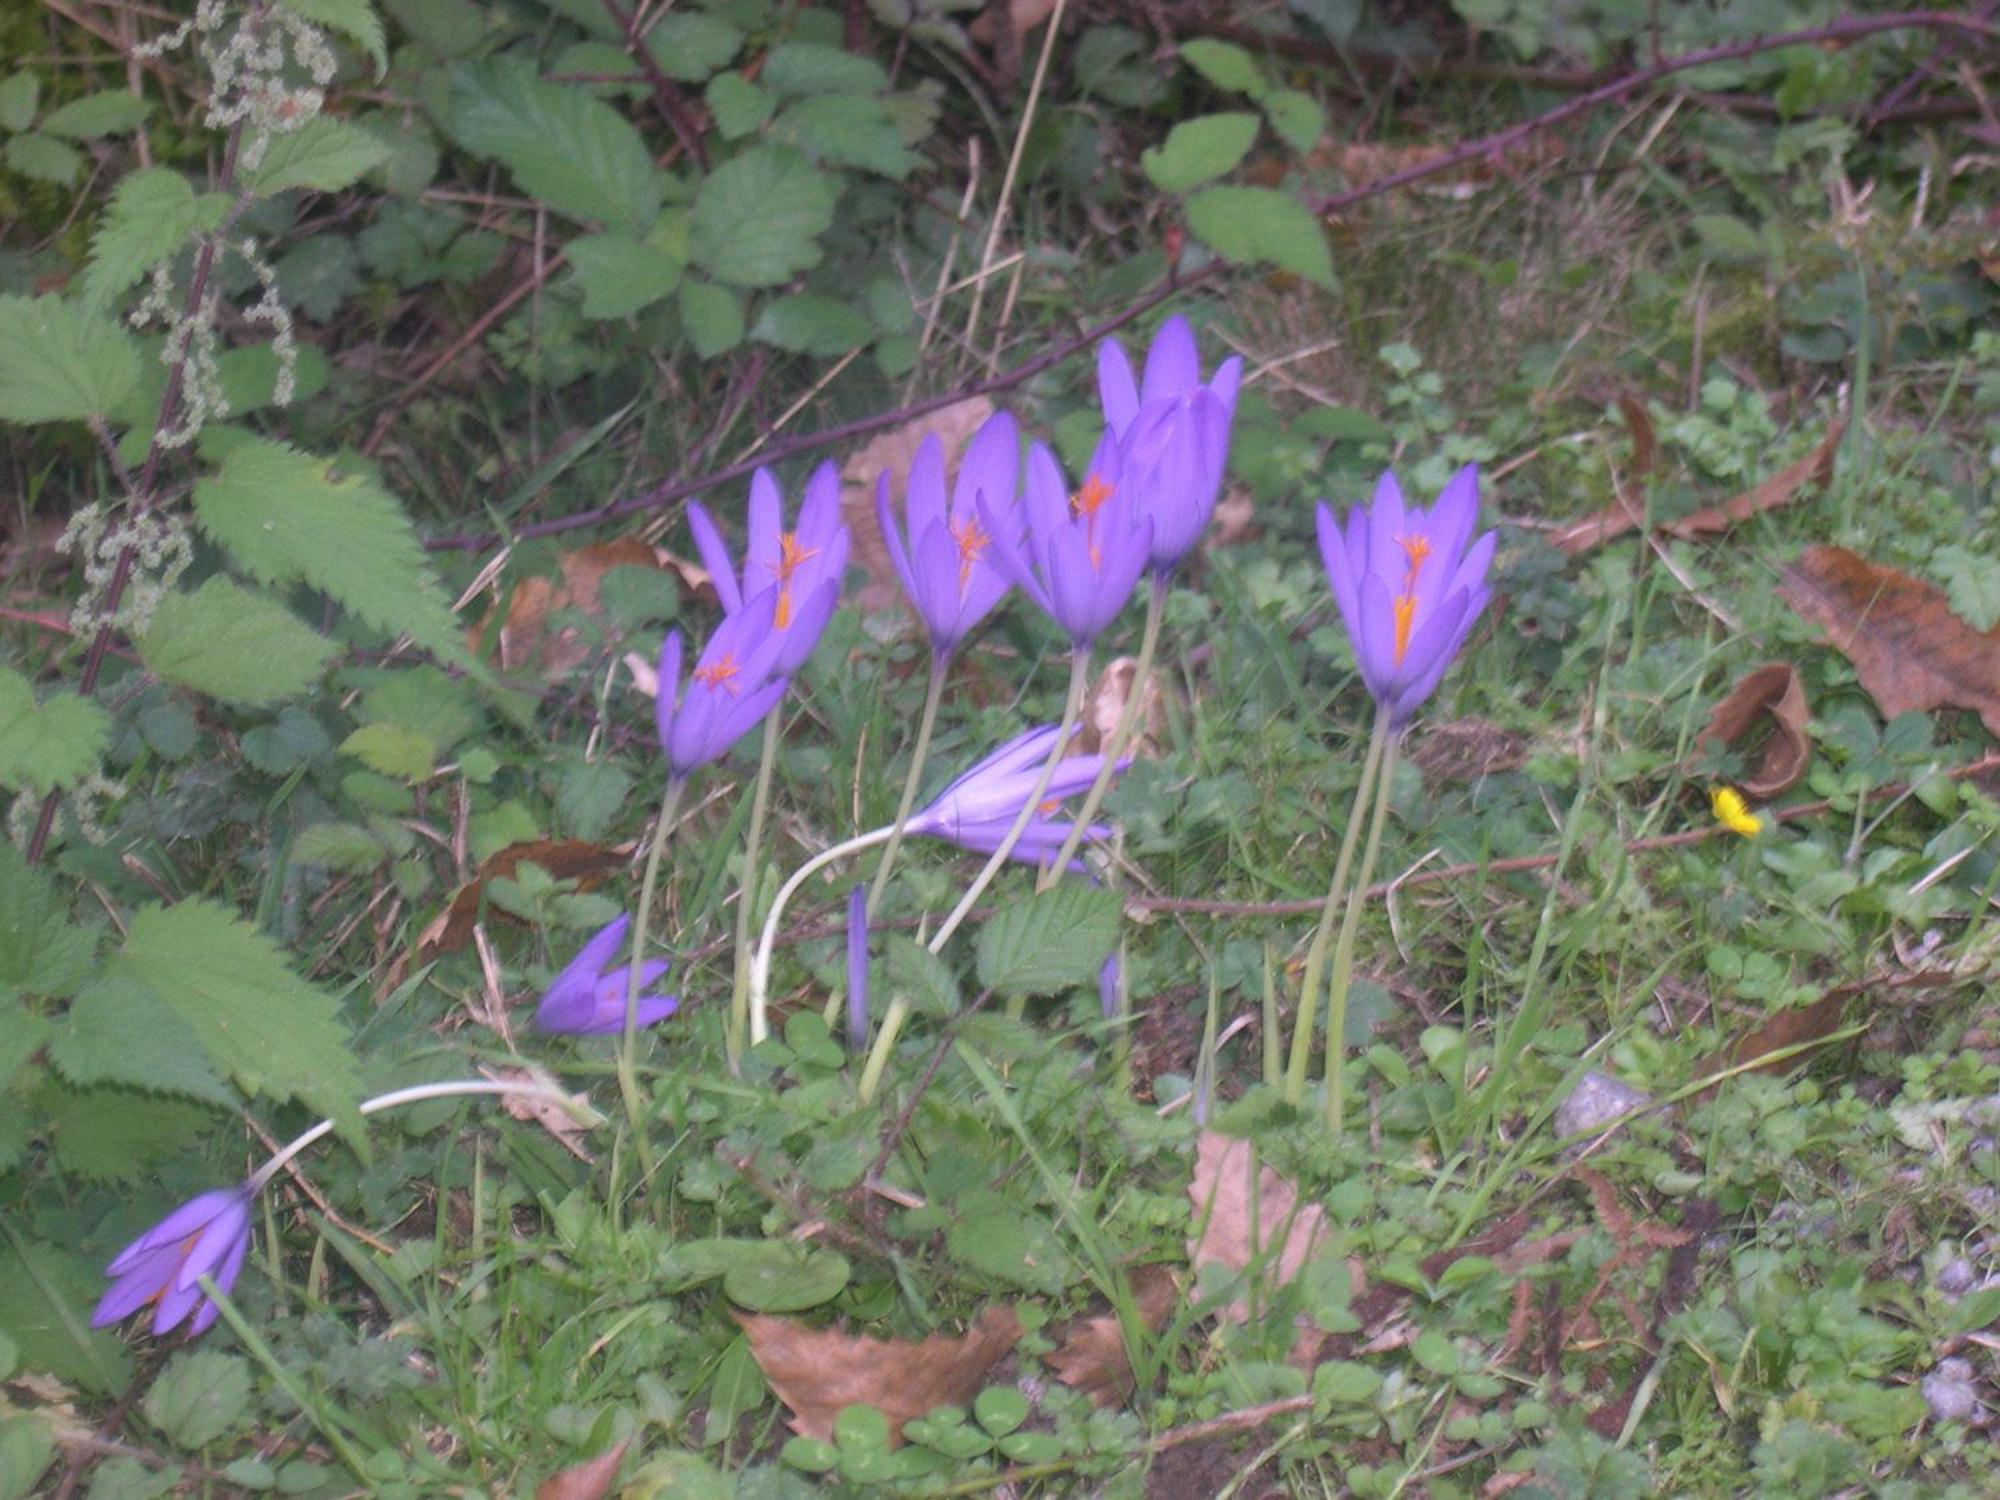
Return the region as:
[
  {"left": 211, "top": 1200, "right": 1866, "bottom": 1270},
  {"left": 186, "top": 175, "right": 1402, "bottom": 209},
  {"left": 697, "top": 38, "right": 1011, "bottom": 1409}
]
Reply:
[
  {"left": 772, "top": 94, "right": 920, "bottom": 179},
  {"left": 40, "top": 90, "right": 149, "bottom": 139},
  {"left": 275, "top": 234, "right": 361, "bottom": 321},
  {"left": 139, "top": 576, "right": 339, "bottom": 706},
  {"left": 646, "top": 13, "right": 743, "bottom": 83},
  {"left": 751, "top": 293, "right": 871, "bottom": 355},
  {"left": 0, "top": 844, "right": 95, "bottom": 1001},
  {"left": 278, "top": 0, "right": 388, "bottom": 77},
  {"left": 47, "top": 978, "right": 234, "bottom": 1106},
  {"left": 705, "top": 72, "right": 773, "bottom": 139},
  {"left": 0, "top": 668, "right": 109, "bottom": 795},
  {"left": 110, "top": 900, "right": 363, "bottom": 1143},
  {"left": 975, "top": 883, "right": 1120, "bottom": 998},
  {"left": 38, "top": 1079, "right": 218, "bottom": 1181},
  {"left": 0, "top": 1237, "right": 131, "bottom": 1395},
  {"left": 1184, "top": 185, "right": 1335, "bottom": 290},
  {"left": 0, "top": 72, "right": 39, "bottom": 133},
  {"left": 244, "top": 117, "right": 392, "bottom": 196},
  {"left": 291, "top": 821, "right": 389, "bottom": 872},
  {"left": 688, "top": 146, "right": 836, "bottom": 288},
  {"left": 449, "top": 57, "right": 661, "bottom": 234},
  {"left": 340, "top": 722, "right": 435, "bottom": 781},
  {"left": 192, "top": 439, "right": 467, "bottom": 665},
  {"left": 1262, "top": 88, "right": 1325, "bottom": 155},
  {"left": 4, "top": 132, "right": 82, "bottom": 185},
  {"left": 554, "top": 760, "right": 631, "bottom": 839},
  {"left": 1141, "top": 112, "right": 1260, "bottom": 194},
  {"left": 679, "top": 278, "right": 743, "bottom": 356},
  {"left": 1179, "top": 39, "right": 1266, "bottom": 98},
  {"left": 566, "top": 231, "right": 684, "bottom": 319},
  {"left": 1932, "top": 544, "right": 2000, "bottom": 631},
  {"left": 0, "top": 293, "right": 140, "bottom": 423},
  {"left": 80, "top": 169, "right": 200, "bottom": 312},
  {"left": 762, "top": 42, "right": 886, "bottom": 98},
  {"left": 143, "top": 1350, "right": 252, "bottom": 1448},
  {"left": 1691, "top": 213, "right": 1763, "bottom": 263},
  {"left": 884, "top": 934, "right": 960, "bottom": 1016},
  {"left": 0, "top": 1002, "right": 51, "bottom": 1091}
]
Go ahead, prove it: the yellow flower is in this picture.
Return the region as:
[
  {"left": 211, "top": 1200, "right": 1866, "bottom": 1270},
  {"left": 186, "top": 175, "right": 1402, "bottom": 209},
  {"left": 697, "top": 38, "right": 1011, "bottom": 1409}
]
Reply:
[{"left": 1711, "top": 786, "right": 1762, "bottom": 838}]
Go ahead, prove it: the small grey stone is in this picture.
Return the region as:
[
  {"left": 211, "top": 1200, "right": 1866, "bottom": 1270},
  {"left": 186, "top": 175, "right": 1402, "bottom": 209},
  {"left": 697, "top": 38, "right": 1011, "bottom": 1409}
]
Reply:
[
  {"left": 1937, "top": 1358, "right": 1974, "bottom": 1382},
  {"left": 1922, "top": 1370, "right": 1978, "bottom": 1424},
  {"left": 1556, "top": 1070, "right": 1651, "bottom": 1139},
  {"left": 1936, "top": 1258, "right": 1977, "bottom": 1296}
]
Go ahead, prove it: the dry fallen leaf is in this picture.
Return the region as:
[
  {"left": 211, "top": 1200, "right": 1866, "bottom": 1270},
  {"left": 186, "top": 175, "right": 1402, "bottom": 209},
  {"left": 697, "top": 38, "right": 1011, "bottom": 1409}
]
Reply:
[
  {"left": 968, "top": 0, "right": 1059, "bottom": 44},
  {"left": 1699, "top": 662, "right": 1811, "bottom": 799},
  {"left": 1208, "top": 487, "right": 1258, "bottom": 549},
  {"left": 417, "top": 839, "right": 629, "bottom": 960},
  {"left": 839, "top": 397, "right": 997, "bottom": 616},
  {"left": 1779, "top": 545, "right": 2000, "bottom": 737},
  {"left": 1309, "top": 136, "right": 1562, "bottom": 199},
  {"left": 1550, "top": 396, "right": 1657, "bottom": 555},
  {"left": 1703, "top": 990, "right": 1849, "bottom": 1087},
  {"left": 1082, "top": 655, "right": 1168, "bottom": 759},
  {"left": 738, "top": 1305, "right": 1021, "bottom": 1444},
  {"left": 535, "top": 1438, "right": 628, "bottom": 1500},
  {"left": 1665, "top": 419, "right": 1845, "bottom": 540},
  {"left": 1046, "top": 1263, "right": 1180, "bottom": 1407},
  {"left": 1408, "top": 717, "right": 1530, "bottom": 790},
  {"left": 473, "top": 538, "right": 669, "bottom": 675}
]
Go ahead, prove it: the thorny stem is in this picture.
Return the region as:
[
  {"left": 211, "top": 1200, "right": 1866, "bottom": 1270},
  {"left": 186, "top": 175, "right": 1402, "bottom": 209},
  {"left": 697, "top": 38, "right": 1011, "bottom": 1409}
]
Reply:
[
  {"left": 866, "top": 654, "right": 949, "bottom": 919},
  {"left": 726, "top": 713, "right": 782, "bottom": 1067},
  {"left": 1324, "top": 729, "right": 1402, "bottom": 1132},
  {"left": 926, "top": 649, "right": 1092, "bottom": 956},
  {"left": 1038, "top": 574, "right": 1164, "bottom": 891},
  {"left": 621, "top": 776, "right": 686, "bottom": 1141},
  {"left": 1283, "top": 711, "right": 1388, "bottom": 1105},
  {"left": 750, "top": 825, "right": 898, "bottom": 1044}
]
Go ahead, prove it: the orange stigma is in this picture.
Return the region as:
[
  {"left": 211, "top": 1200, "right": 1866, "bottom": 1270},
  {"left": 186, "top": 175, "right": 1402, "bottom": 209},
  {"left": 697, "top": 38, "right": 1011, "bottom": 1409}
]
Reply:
[
  {"left": 950, "top": 515, "right": 990, "bottom": 592},
  {"left": 768, "top": 531, "right": 819, "bottom": 630},
  {"left": 1390, "top": 531, "right": 1433, "bottom": 666},
  {"left": 694, "top": 652, "right": 741, "bottom": 695},
  {"left": 1071, "top": 475, "right": 1114, "bottom": 568}
]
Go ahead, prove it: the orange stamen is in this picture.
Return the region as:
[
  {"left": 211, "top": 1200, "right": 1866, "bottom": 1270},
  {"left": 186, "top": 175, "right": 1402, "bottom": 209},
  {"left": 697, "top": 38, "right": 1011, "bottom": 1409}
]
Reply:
[
  {"left": 768, "top": 531, "right": 820, "bottom": 630},
  {"left": 694, "top": 652, "right": 742, "bottom": 695},
  {"left": 951, "top": 515, "right": 990, "bottom": 593},
  {"left": 1392, "top": 594, "right": 1418, "bottom": 666},
  {"left": 1070, "top": 475, "right": 1114, "bottom": 569},
  {"left": 1390, "top": 531, "right": 1434, "bottom": 667}
]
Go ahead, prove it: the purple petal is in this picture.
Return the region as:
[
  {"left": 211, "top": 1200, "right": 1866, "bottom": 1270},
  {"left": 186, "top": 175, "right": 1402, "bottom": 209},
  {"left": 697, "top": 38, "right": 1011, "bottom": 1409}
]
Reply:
[
  {"left": 1428, "top": 463, "right": 1481, "bottom": 569},
  {"left": 955, "top": 410, "right": 1019, "bottom": 521},
  {"left": 184, "top": 1228, "right": 250, "bottom": 1337},
  {"left": 687, "top": 503, "right": 742, "bottom": 614},
  {"left": 977, "top": 494, "right": 1049, "bottom": 617},
  {"left": 105, "top": 1188, "right": 246, "bottom": 1276},
  {"left": 1212, "top": 355, "right": 1244, "bottom": 418},
  {"left": 1365, "top": 471, "right": 1407, "bottom": 590},
  {"left": 845, "top": 884, "right": 869, "bottom": 1050},
  {"left": 912, "top": 520, "right": 964, "bottom": 645},
  {"left": 746, "top": 468, "right": 783, "bottom": 584},
  {"left": 875, "top": 472, "right": 921, "bottom": 605},
  {"left": 654, "top": 631, "right": 682, "bottom": 758},
  {"left": 1140, "top": 316, "right": 1199, "bottom": 405},
  {"left": 1317, "top": 502, "right": 1362, "bottom": 638},
  {"left": 906, "top": 435, "right": 948, "bottom": 538},
  {"left": 1097, "top": 338, "right": 1139, "bottom": 437},
  {"left": 1356, "top": 573, "right": 1400, "bottom": 702}
]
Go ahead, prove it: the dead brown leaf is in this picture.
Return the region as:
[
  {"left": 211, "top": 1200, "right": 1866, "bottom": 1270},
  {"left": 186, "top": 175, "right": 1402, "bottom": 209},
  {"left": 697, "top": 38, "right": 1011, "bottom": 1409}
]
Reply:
[
  {"left": 535, "top": 1439, "right": 628, "bottom": 1500},
  {"left": 1208, "top": 487, "right": 1259, "bottom": 549},
  {"left": 1549, "top": 396, "right": 1656, "bottom": 554},
  {"left": 1408, "top": 717, "right": 1530, "bottom": 790},
  {"left": 474, "top": 538, "right": 670, "bottom": 675},
  {"left": 1665, "top": 419, "right": 1845, "bottom": 540},
  {"left": 1046, "top": 1263, "right": 1181, "bottom": 1407},
  {"left": 1082, "top": 655, "right": 1168, "bottom": 759},
  {"left": 738, "top": 1305, "right": 1021, "bottom": 1444},
  {"left": 968, "top": 0, "right": 1058, "bottom": 44},
  {"left": 1699, "top": 662, "right": 1811, "bottom": 799},
  {"left": 1309, "top": 136, "right": 1562, "bottom": 198},
  {"left": 1779, "top": 544, "right": 2000, "bottom": 736},
  {"left": 1710, "top": 990, "right": 1849, "bottom": 1081},
  {"left": 416, "top": 839, "right": 629, "bottom": 961},
  {"left": 839, "top": 397, "right": 996, "bottom": 617}
]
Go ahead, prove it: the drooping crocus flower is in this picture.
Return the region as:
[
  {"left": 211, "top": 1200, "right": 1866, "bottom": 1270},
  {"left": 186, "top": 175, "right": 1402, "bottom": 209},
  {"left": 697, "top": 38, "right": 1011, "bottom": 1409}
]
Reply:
[
  {"left": 980, "top": 442, "right": 1152, "bottom": 650},
  {"left": 533, "top": 914, "right": 680, "bottom": 1034},
  {"left": 1096, "top": 315, "right": 1242, "bottom": 574},
  {"left": 92, "top": 1184, "right": 254, "bottom": 1338},
  {"left": 906, "top": 725, "right": 1120, "bottom": 869},
  {"left": 1315, "top": 464, "right": 1496, "bottom": 726},
  {"left": 1098, "top": 953, "right": 1122, "bottom": 1021},
  {"left": 688, "top": 462, "right": 849, "bottom": 675},
  {"left": 873, "top": 411, "right": 1022, "bottom": 654},
  {"left": 654, "top": 592, "right": 789, "bottom": 777},
  {"left": 845, "top": 884, "right": 869, "bottom": 1051}
]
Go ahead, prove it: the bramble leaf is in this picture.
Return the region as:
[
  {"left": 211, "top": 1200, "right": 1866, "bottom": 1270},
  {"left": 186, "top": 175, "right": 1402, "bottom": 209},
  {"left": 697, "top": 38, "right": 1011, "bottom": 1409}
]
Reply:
[
  {"left": 1184, "top": 185, "right": 1335, "bottom": 290},
  {"left": 975, "top": 884, "right": 1120, "bottom": 999},
  {"left": 1141, "top": 113, "right": 1260, "bottom": 194},
  {"left": 688, "top": 146, "right": 836, "bottom": 288}
]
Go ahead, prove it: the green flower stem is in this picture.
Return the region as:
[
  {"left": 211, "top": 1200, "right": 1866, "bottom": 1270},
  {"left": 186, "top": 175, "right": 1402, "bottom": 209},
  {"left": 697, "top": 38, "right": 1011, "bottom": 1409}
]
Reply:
[
  {"left": 727, "top": 713, "right": 783, "bottom": 1068},
  {"left": 926, "top": 649, "right": 1092, "bottom": 956},
  {"left": 866, "top": 654, "right": 950, "bottom": 919},
  {"left": 1283, "top": 710, "right": 1389, "bottom": 1105},
  {"left": 621, "top": 775, "right": 686, "bottom": 1138},
  {"left": 856, "top": 995, "right": 909, "bottom": 1105},
  {"left": 1038, "top": 574, "right": 1165, "bottom": 892},
  {"left": 749, "top": 825, "right": 898, "bottom": 1043},
  {"left": 1323, "top": 728, "right": 1402, "bottom": 1132}
]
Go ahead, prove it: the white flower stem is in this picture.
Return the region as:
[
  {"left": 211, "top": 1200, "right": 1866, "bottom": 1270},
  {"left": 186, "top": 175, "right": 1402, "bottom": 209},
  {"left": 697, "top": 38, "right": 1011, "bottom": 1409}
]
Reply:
[
  {"left": 622, "top": 775, "right": 686, "bottom": 1137},
  {"left": 727, "top": 714, "right": 783, "bottom": 1068},
  {"left": 749, "top": 825, "right": 898, "bottom": 1044},
  {"left": 866, "top": 654, "right": 949, "bottom": 920},
  {"left": 1324, "top": 729, "right": 1402, "bottom": 1132}
]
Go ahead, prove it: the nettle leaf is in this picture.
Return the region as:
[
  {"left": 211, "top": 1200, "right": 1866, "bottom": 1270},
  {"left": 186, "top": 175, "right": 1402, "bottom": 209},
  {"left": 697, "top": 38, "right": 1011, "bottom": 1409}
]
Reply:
[
  {"left": 340, "top": 722, "right": 435, "bottom": 781},
  {"left": 4, "top": 133, "right": 82, "bottom": 186},
  {"left": 680, "top": 279, "right": 744, "bottom": 356},
  {"left": 1141, "top": 112, "right": 1260, "bottom": 194},
  {"left": 0, "top": 668, "right": 109, "bottom": 795},
  {"left": 110, "top": 900, "right": 364, "bottom": 1142},
  {"left": 81, "top": 169, "right": 202, "bottom": 311},
  {"left": 193, "top": 440, "right": 467, "bottom": 665},
  {"left": 689, "top": 146, "right": 837, "bottom": 288},
  {"left": 278, "top": 0, "right": 389, "bottom": 77},
  {"left": 566, "top": 231, "right": 685, "bottom": 320},
  {"left": 0, "top": 843, "right": 97, "bottom": 1000},
  {"left": 47, "top": 978, "right": 234, "bottom": 1107},
  {"left": 0, "top": 294, "right": 140, "bottom": 424},
  {"left": 244, "top": 117, "right": 393, "bottom": 196},
  {"left": 751, "top": 294, "right": 872, "bottom": 355},
  {"left": 761, "top": 41, "right": 886, "bottom": 98},
  {"left": 37, "top": 1079, "right": 219, "bottom": 1182},
  {"left": 40, "top": 89, "right": 149, "bottom": 139},
  {"left": 449, "top": 56, "right": 662, "bottom": 234},
  {"left": 140, "top": 576, "right": 340, "bottom": 706},
  {"left": 975, "top": 883, "right": 1120, "bottom": 999},
  {"left": 772, "top": 94, "right": 920, "bottom": 179},
  {"left": 1184, "top": 185, "right": 1335, "bottom": 290}
]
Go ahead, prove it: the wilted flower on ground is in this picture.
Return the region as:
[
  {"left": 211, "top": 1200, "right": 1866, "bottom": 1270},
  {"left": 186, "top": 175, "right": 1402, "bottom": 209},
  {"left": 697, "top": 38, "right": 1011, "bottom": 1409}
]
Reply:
[
  {"left": 655, "top": 595, "right": 789, "bottom": 777},
  {"left": 1096, "top": 315, "right": 1242, "bottom": 573},
  {"left": 907, "top": 725, "right": 1119, "bottom": 869},
  {"left": 1315, "top": 464, "right": 1496, "bottom": 725},
  {"left": 846, "top": 884, "right": 870, "bottom": 1050},
  {"left": 688, "top": 462, "right": 849, "bottom": 674},
  {"left": 874, "top": 411, "right": 1022, "bottom": 654},
  {"left": 981, "top": 442, "right": 1152, "bottom": 649},
  {"left": 534, "top": 914, "right": 680, "bottom": 1035},
  {"left": 92, "top": 1184, "right": 254, "bottom": 1338}
]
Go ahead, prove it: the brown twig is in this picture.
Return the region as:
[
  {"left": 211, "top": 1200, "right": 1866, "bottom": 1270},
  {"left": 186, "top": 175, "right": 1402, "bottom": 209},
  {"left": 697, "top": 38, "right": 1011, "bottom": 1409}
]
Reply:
[{"left": 599, "top": 0, "right": 710, "bottom": 170}]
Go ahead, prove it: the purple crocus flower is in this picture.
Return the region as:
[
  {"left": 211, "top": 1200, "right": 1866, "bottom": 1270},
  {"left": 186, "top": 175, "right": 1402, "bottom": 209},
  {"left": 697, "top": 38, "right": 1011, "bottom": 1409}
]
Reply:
[
  {"left": 533, "top": 914, "right": 680, "bottom": 1035},
  {"left": 655, "top": 592, "right": 789, "bottom": 777},
  {"left": 92, "top": 1184, "right": 254, "bottom": 1338},
  {"left": 873, "top": 411, "right": 1022, "bottom": 654},
  {"left": 1096, "top": 315, "right": 1242, "bottom": 573},
  {"left": 1098, "top": 953, "right": 1122, "bottom": 1022},
  {"left": 1316, "top": 464, "right": 1496, "bottom": 726},
  {"left": 688, "top": 462, "right": 849, "bottom": 675},
  {"left": 845, "top": 884, "right": 869, "bottom": 1051},
  {"left": 979, "top": 442, "right": 1152, "bottom": 650},
  {"left": 906, "top": 725, "right": 1120, "bottom": 869}
]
